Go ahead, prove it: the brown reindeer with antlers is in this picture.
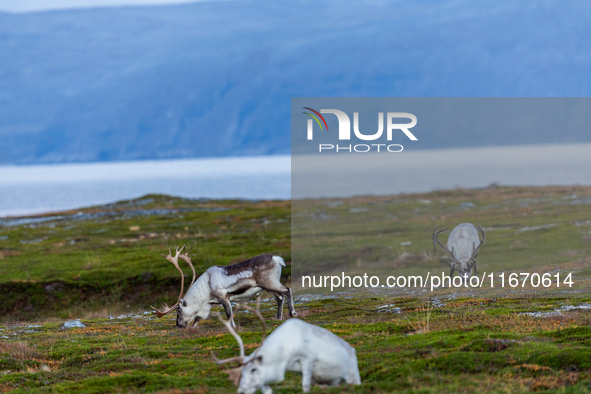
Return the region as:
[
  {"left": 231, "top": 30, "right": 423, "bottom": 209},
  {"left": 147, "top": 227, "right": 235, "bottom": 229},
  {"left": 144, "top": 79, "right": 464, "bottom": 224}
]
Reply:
[{"left": 151, "top": 246, "right": 296, "bottom": 328}]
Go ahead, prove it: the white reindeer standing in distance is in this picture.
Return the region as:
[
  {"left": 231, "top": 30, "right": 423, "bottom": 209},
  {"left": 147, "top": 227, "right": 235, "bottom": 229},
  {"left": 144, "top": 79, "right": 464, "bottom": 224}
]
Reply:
[
  {"left": 432, "top": 223, "right": 486, "bottom": 280},
  {"left": 150, "top": 245, "right": 297, "bottom": 327},
  {"left": 212, "top": 303, "right": 361, "bottom": 394}
]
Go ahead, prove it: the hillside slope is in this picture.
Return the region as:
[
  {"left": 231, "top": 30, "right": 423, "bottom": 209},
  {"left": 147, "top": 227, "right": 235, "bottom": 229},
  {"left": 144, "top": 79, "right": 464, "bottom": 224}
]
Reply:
[{"left": 1, "top": 0, "right": 591, "bottom": 164}]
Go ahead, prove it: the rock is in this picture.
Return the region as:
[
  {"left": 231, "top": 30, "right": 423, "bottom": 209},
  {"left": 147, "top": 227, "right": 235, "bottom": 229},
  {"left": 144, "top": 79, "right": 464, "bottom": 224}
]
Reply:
[
  {"left": 62, "top": 320, "right": 85, "bottom": 329},
  {"left": 44, "top": 282, "right": 63, "bottom": 292},
  {"left": 377, "top": 304, "right": 402, "bottom": 313}
]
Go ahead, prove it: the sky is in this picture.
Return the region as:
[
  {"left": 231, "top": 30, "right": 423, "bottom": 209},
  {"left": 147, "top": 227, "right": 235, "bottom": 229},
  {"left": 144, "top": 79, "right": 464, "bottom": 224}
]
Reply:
[{"left": 0, "top": 0, "right": 222, "bottom": 13}]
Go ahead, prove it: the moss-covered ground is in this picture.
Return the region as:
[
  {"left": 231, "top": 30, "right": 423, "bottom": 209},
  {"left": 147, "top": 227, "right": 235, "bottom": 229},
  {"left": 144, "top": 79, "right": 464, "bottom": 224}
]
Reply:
[
  {"left": 1, "top": 297, "right": 591, "bottom": 393},
  {"left": 292, "top": 185, "right": 591, "bottom": 297},
  {"left": 1, "top": 186, "right": 591, "bottom": 393},
  {"left": 0, "top": 196, "right": 290, "bottom": 321}
]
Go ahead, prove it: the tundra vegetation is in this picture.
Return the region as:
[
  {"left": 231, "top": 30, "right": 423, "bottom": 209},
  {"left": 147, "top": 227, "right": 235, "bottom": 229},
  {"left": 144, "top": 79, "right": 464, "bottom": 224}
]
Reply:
[
  {"left": 291, "top": 186, "right": 591, "bottom": 296},
  {"left": 1, "top": 186, "right": 591, "bottom": 393}
]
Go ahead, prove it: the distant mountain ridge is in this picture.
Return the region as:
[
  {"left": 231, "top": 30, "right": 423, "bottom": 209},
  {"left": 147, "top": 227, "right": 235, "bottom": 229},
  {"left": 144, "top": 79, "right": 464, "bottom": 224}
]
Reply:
[{"left": 0, "top": 0, "right": 590, "bottom": 164}]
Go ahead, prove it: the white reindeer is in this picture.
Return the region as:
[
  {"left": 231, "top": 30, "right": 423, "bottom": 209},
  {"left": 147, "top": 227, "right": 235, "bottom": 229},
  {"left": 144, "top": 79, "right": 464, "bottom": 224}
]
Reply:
[
  {"left": 150, "top": 246, "right": 297, "bottom": 327},
  {"left": 212, "top": 304, "right": 361, "bottom": 394},
  {"left": 432, "top": 223, "right": 485, "bottom": 279}
]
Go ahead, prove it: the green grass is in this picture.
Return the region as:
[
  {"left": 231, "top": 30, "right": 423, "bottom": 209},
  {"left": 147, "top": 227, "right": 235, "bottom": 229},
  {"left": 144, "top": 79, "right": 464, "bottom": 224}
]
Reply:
[
  {"left": 1, "top": 297, "right": 591, "bottom": 393},
  {"left": 0, "top": 195, "right": 291, "bottom": 321},
  {"left": 292, "top": 185, "right": 591, "bottom": 297},
  {"left": 1, "top": 187, "right": 591, "bottom": 392}
]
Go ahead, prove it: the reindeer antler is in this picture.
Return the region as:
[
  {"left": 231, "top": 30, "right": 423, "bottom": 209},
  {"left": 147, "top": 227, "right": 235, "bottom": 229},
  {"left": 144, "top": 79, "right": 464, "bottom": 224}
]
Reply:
[
  {"left": 432, "top": 225, "right": 458, "bottom": 265},
  {"left": 467, "top": 224, "right": 486, "bottom": 270},
  {"left": 211, "top": 298, "right": 267, "bottom": 365},
  {"left": 211, "top": 311, "right": 246, "bottom": 365},
  {"left": 150, "top": 245, "right": 187, "bottom": 317},
  {"left": 178, "top": 246, "right": 197, "bottom": 287},
  {"left": 238, "top": 303, "right": 267, "bottom": 352}
]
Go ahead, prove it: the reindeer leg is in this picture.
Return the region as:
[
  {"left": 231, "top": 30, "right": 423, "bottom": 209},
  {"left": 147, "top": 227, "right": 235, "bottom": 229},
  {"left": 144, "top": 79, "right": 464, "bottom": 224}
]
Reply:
[
  {"left": 262, "top": 385, "right": 273, "bottom": 394},
  {"left": 269, "top": 291, "right": 284, "bottom": 320},
  {"left": 285, "top": 287, "right": 297, "bottom": 317},
  {"left": 263, "top": 284, "right": 297, "bottom": 318},
  {"left": 301, "top": 361, "right": 313, "bottom": 393},
  {"left": 219, "top": 298, "right": 235, "bottom": 327},
  {"left": 441, "top": 266, "right": 454, "bottom": 288}
]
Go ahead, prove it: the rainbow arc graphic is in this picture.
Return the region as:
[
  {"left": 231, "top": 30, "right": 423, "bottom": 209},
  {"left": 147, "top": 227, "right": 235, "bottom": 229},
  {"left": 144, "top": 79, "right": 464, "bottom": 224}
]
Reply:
[{"left": 302, "top": 107, "right": 329, "bottom": 131}]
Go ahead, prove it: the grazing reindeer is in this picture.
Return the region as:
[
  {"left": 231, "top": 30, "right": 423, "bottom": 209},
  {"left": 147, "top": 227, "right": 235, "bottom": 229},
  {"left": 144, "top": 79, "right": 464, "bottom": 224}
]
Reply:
[
  {"left": 433, "top": 223, "right": 486, "bottom": 280},
  {"left": 212, "top": 303, "right": 361, "bottom": 394},
  {"left": 151, "top": 246, "right": 297, "bottom": 327}
]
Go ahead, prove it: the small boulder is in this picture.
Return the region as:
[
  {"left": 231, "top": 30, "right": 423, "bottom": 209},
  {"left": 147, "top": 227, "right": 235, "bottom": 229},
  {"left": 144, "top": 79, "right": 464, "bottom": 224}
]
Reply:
[{"left": 62, "top": 320, "right": 85, "bottom": 329}]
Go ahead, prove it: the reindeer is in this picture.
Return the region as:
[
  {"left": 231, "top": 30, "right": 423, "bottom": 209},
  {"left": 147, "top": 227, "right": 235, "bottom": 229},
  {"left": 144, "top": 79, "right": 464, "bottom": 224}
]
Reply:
[
  {"left": 151, "top": 246, "right": 297, "bottom": 327},
  {"left": 212, "top": 303, "right": 361, "bottom": 394},
  {"left": 432, "top": 223, "right": 485, "bottom": 280}
]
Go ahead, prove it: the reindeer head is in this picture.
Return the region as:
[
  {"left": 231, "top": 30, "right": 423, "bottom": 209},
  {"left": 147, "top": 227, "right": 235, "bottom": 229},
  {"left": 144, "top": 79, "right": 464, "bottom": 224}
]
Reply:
[
  {"left": 150, "top": 245, "right": 197, "bottom": 327},
  {"left": 211, "top": 301, "right": 267, "bottom": 394},
  {"left": 176, "top": 297, "right": 213, "bottom": 328},
  {"left": 237, "top": 356, "right": 264, "bottom": 394},
  {"left": 433, "top": 224, "right": 486, "bottom": 277}
]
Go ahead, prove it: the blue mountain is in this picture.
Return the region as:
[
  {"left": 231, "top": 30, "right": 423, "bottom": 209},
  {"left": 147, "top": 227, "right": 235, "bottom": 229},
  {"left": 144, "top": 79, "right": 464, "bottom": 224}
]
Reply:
[{"left": 0, "top": 0, "right": 590, "bottom": 164}]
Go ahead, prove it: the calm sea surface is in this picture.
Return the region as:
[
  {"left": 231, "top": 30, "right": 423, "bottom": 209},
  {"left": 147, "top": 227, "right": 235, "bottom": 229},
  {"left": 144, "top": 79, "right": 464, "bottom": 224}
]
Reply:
[
  {"left": 292, "top": 143, "right": 591, "bottom": 199},
  {"left": 0, "top": 156, "right": 291, "bottom": 217},
  {"left": 2, "top": 144, "right": 591, "bottom": 218}
]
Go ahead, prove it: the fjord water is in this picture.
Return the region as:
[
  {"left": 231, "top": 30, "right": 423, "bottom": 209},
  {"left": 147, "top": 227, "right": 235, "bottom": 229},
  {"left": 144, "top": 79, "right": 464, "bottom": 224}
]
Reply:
[
  {"left": 0, "top": 156, "right": 291, "bottom": 217},
  {"left": 292, "top": 143, "right": 591, "bottom": 199},
  {"left": 2, "top": 143, "right": 591, "bottom": 217}
]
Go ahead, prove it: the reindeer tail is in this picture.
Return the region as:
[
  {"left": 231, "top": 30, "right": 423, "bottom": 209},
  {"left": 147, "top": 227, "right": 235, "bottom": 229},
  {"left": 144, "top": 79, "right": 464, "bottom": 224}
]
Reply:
[{"left": 272, "top": 256, "right": 285, "bottom": 267}]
